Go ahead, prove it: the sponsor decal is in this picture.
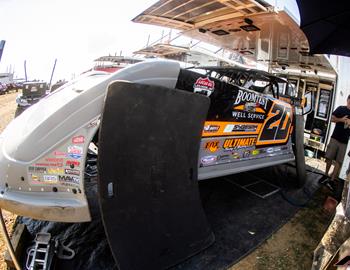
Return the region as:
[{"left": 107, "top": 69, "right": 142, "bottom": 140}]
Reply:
[
  {"left": 67, "top": 153, "right": 82, "bottom": 159},
  {"left": 243, "top": 150, "right": 250, "bottom": 158},
  {"left": 234, "top": 90, "right": 268, "bottom": 110},
  {"left": 224, "top": 124, "right": 258, "bottom": 133},
  {"left": 266, "top": 148, "right": 274, "bottom": 154},
  {"left": 232, "top": 152, "right": 240, "bottom": 159},
  {"left": 218, "top": 154, "right": 230, "bottom": 161},
  {"left": 47, "top": 168, "right": 64, "bottom": 174},
  {"left": 53, "top": 151, "right": 66, "bottom": 156},
  {"left": 45, "top": 158, "right": 64, "bottom": 163},
  {"left": 72, "top": 135, "right": 85, "bottom": 144},
  {"left": 232, "top": 111, "right": 265, "bottom": 121},
  {"left": 31, "top": 174, "right": 39, "bottom": 181},
  {"left": 68, "top": 145, "right": 83, "bottom": 155},
  {"left": 34, "top": 162, "right": 63, "bottom": 167},
  {"left": 233, "top": 103, "right": 266, "bottom": 113},
  {"left": 87, "top": 118, "right": 100, "bottom": 128},
  {"left": 223, "top": 137, "right": 257, "bottom": 150},
  {"left": 43, "top": 175, "right": 58, "bottom": 183},
  {"left": 251, "top": 149, "right": 260, "bottom": 156},
  {"left": 205, "top": 141, "right": 219, "bottom": 152},
  {"left": 201, "top": 155, "right": 217, "bottom": 165},
  {"left": 194, "top": 77, "right": 215, "bottom": 97},
  {"left": 203, "top": 125, "right": 220, "bottom": 133},
  {"left": 64, "top": 169, "right": 80, "bottom": 176},
  {"left": 58, "top": 175, "right": 80, "bottom": 185},
  {"left": 28, "top": 166, "right": 47, "bottom": 173},
  {"left": 66, "top": 160, "right": 80, "bottom": 167}
]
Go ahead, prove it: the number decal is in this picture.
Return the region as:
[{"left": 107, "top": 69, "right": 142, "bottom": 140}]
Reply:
[{"left": 257, "top": 102, "right": 292, "bottom": 145}]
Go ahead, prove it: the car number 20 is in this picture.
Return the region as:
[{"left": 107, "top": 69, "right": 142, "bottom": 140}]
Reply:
[{"left": 257, "top": 102, "right": 292, "bottom": 145}]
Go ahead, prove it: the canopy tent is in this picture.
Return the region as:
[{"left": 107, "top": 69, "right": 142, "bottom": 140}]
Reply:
[{"left": 296, "top": 0, "right": 350, "bottom": 57}]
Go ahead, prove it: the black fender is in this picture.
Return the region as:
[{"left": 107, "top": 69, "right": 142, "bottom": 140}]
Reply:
[{"left": 98, "top": 81, "right": 214, "bottom": 270}]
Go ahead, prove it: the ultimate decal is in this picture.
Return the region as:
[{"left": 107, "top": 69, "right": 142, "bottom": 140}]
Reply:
[{"left": 223, "top": 137, "right": 257, "bottom": 150}]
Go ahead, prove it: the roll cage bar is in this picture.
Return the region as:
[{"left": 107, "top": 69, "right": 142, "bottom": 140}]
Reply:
[{"left": 189, "top": 66, "right": 293, "bottom": 100}]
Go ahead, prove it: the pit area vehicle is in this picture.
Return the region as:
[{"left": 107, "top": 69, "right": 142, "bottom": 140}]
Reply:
[
  {"left": 0, "top": 82, "right": 7, "bottom": 95},
  {"left": 15, "top": 81, "right": 48, "bottom": 116},
  {"left": 0, "top": 60, "right": 308, "bottom": 269}
]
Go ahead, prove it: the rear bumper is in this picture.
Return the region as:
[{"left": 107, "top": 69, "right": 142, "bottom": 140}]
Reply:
[{"left": 0, "top": 191, "right": 91, "bottom": 222}]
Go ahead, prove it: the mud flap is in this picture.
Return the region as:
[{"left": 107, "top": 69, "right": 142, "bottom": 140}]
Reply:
[{"left": 98, "top": 81, "right": 214, "bottom": 270}]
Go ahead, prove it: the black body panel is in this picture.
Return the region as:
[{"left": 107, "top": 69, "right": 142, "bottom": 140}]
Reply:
[{"left": 98, "top": 81, "right": 214, "bottom": 270}]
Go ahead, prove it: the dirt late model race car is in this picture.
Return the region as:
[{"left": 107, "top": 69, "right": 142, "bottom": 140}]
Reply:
[{"left": 0, "top": 60, "right": 306, "bottom": 269}]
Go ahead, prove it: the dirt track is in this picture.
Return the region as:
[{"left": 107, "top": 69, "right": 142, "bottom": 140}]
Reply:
[
  {"left": 0, "top": 92, "right": 18, "bottom": 270},
  {"left": 0, "top": 92, "right": 17, "bottom": 133}
]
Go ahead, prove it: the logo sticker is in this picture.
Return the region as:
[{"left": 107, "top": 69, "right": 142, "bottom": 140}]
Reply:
[
  {"left": 234, "top": 90, "right": 268, "bottom": 110},
  {"left": 66, "top": 160, "right": 80, "bottom": 167},
  {"left": 232, "top": 152, "right": 240, "bottom": 159},
  {"left": 34, "top": 162, "right": 63, "bottom": 167},
  {"left": 31, "top": 174, "right": 39, "bottom": 181},
  {"left": 205, "top": 141, "right": 219, "bottom": 152},
  {"left": 72, "top": 136, "right": 85, "bottom": 144},
  {"left": 266, "top": 148, "right": 274, "bottom": 154},
  {"left": 64, "top": 169, "right": 80, "bottom": 176},
  {"left": 67, "top": 153, "right": 82, "bottom": 159},
  {"left": 243, "top": 150, "right": 250, "bottom": 158},
  {"left": 223, "top": 124, "right": 258, "bottom": 133},
  {"left": 201, "top": 155, "right": 217, "bottom": 165},
  {"left": 53, "top": 151, "right": 66, "bottom": 156},
  {"left": 58, "top": 175, "right": 80, "bottom": 185},
  {"left": 251, "top": 149, "right": 260, "bottom": 156},
  {"left": 203, "top": 125, "right": 220, "bottom": 133},
  {"left": 47, "top": 168, "right": 64, "bottom": 174},
  {"left": 45, "top": 158, "right": 64, "bottom": 163},
  {"left": 194, "top": 77, "right": 215, "bottom": 97},
  {"left": 28, "top": 166, "right": 47, "bottom": 173},
  {"left": 43, "top": 175, "right": 58, "bottom": 183},
  {"left": 68, "top": 145, "right": 83, "bottom": 154}
]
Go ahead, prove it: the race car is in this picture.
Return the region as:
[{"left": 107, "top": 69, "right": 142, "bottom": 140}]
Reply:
[{"left": 0, "top": 60, "right": 306, "bottom": 269}]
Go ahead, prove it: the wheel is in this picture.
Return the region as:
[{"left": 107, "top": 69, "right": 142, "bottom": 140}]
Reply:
[
  {"left": 292, "top": 112, "right": 307, "bottom": 187},
  {"left": 14, "top": 106, "right": 25, "bottom": 117}
]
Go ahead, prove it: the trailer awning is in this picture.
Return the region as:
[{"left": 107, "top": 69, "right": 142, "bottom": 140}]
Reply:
[
  {"left": 133, "top": 0, "right": 269, "bottom": 31},
  {"left": 133, "top": 0, "right": 335, "bottom": 74},
  {"left": 134, "top": 44, "right": 190, "bottom": 56}
]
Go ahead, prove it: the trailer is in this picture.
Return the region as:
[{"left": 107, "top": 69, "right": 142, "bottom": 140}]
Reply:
[{"left": 133, "top": 0, "right": 350, "bottom": 155}]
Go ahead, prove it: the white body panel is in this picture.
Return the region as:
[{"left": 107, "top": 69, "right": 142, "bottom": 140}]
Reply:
[{"left": 0, "top": 60, "right": 180, "bottom": 222}]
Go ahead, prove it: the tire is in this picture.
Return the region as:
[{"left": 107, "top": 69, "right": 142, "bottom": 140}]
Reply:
[
  {"left": 292, "top": 112, "right": 306, "bottom": 187},
  {"left": 15, "top": 106, "right": 25, "bottom": 117}
]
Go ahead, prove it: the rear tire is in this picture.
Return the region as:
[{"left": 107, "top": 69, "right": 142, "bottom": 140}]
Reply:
[{"left": 292, "top": 113, "right": 306, "bottom": 187}]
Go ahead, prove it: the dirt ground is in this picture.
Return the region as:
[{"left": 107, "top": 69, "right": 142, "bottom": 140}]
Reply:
[
  {"left": 0, "top": 92, "right": 19, "bottom": 270},
  {"left": 0, "top": 92, "right": 334, "bottom": 270}
]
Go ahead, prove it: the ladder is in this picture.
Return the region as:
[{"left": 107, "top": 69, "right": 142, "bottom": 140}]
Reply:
[{"left": 27, "top": 233, "right": 53, "bottom": 270}]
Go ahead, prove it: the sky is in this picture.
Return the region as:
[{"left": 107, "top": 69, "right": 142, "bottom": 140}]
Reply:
[
  {"left": 0, "top": 0, "right": 170, "bottom": 81},
  {"left": 0, "top": 0, "right": 300, "bottom": 82}
]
